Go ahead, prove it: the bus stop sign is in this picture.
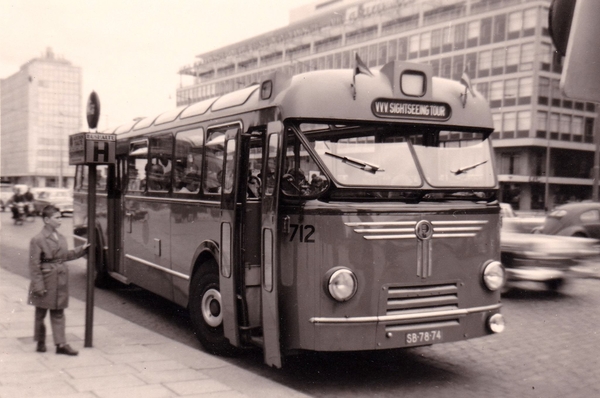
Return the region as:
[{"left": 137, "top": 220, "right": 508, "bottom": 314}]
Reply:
[{"left": 69, "top": 132, "right": 116, "bottom": 165}]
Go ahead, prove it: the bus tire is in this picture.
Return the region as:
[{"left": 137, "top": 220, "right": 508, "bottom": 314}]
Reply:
[{"left": 189, "top": 263, "right": 237, "bottom": 356}]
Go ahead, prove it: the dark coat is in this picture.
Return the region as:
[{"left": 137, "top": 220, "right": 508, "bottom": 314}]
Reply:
[{"left": 28, "top": 224, "right": 86, "bottom": 309}]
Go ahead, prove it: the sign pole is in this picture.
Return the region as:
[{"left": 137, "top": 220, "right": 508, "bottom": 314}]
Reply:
[{"left": 85, "top": 164, "right": 96, "bottom": 347}]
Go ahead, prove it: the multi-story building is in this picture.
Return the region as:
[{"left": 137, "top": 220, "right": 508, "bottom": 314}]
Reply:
[
  {"left": 1, "top": 47, "right": 82, "bottom": 188},
  {"left": 176, "top": 0, "right": 598, "bottom": 211}
]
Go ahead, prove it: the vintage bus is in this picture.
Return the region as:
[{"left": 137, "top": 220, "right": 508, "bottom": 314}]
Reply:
[{"left": 73, "top": 60, "right": 505, "bottom": 368}]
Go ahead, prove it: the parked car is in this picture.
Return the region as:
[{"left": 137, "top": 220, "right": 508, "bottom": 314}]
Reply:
[
  {"left": 540, "top": 202, "right": 600, "bottom": 238},
  {"left": 500, "top": 203, "right": 599, "bottom": 291},
  {"left": 32, "top": 188, "right": 74, "bottom": 216}
]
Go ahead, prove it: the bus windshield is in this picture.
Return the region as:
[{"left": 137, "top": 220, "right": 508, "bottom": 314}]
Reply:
[{"left": 299, "top": 123, "right": 496, "bottom": 189}]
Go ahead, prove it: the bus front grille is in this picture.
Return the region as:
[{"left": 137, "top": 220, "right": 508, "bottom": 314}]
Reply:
[{"left": 385, "top": 283, "right": 459, "bottom": 316}]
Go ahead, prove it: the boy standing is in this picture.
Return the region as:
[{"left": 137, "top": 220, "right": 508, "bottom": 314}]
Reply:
[{"left": 28, "top": 205, "right": 89, "bottom": 355}]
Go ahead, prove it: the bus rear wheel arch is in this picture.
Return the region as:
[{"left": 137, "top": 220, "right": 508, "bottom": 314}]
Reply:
[{"left": 189, "top": 260, "right": 237, "bottom": 356}]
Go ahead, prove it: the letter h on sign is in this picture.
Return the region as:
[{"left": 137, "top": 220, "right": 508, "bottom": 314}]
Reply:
[{"left": 85, "top": 139, "right": 115, "bottom": 164}]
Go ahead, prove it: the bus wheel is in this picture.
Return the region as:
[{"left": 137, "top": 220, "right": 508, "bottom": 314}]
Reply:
[{"left": 189, "top": 264, "right": 237, "bottom": 356}]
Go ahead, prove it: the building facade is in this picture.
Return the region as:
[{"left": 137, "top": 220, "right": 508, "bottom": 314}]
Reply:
[
  {"left": 176, "top": 0, "right": 598, "bottom": 211},
  {"left": 1, "top": 48, "right": 82, "bottom": 188}
]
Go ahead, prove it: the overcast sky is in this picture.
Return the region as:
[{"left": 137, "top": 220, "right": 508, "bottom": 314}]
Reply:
[{"left": 0, "top": 0, "right": 313, "bottom": 130}]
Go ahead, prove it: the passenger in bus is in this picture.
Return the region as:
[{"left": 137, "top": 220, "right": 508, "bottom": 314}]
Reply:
[
  {"left": 247, "top": 171, "right": 261, "bottom": 198},
  {"left": 28, "top": 205, "right": 89, "bottom": 356},
  {"left": 147, "top": 162, "right": 165, "bottom": 190}
]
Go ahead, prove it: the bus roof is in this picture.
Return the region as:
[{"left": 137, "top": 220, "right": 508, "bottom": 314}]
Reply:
[{"left": 110, "top": 60, "right": 493, "bottom": 140}]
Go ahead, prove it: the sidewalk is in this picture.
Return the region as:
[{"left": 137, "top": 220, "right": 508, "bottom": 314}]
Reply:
[{"left": 0, "top": 267, "right": 310, "bottom": 398}]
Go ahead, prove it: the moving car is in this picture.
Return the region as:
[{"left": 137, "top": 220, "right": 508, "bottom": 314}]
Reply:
[
  {"left": 539, "top": 202, "right": 600, "bottom": 238},
  {"left": 32, "top": 188, "right": 74, "bottom": 217},
  {"left": 500, "top": 203, "right": 599, "bottom": 291}
]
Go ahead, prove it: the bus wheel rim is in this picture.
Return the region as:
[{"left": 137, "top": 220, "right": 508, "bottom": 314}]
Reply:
[{"left": 201, "top": 288, "right": 222, "bottom": 327}]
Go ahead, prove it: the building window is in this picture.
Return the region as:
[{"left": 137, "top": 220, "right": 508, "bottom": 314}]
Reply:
[
  {"left": 501, "top": 153, "right": 521, "bottom": 175},
  {"left": 518, "top": 77, "right": 532, "bottom": 105},
  {"left": 550, "top": 113, "right": 560, "bottom": 138},
  {"left": 454, "top": 23, "right": 465, "bottom": 50},
  {"left": 476, "top": 82, "right": 489, "bottom": 101},
  {"left": 539, "top": 42, "right": 552, "bottom": 71},
  {"left": 520, "top": 42, "right": 534, "bottom": 71},
  {"left": 493, "top": 14, "right": 506, "bottom": 43},
  {"left": 505, "top": 45, "right": 519, "bottom": 73},
  {"left": 517, "top": 111, "right": 531, "bottom": 137},
  {"left": 538, "top": 77, "right": 550, "bottom": 105},
  {"left": 368, "top": 44, "right": 378, "bottom": 67},
  {"left": 541, "top": 7, "right": 550, "bottom": 36},
  {"left": 551, "top": 79, "right": 561, "bottom": 107},
  {"left": 560, "top": 114, "right": 572, "bottom": 140},
  {"left": 523, "top": 8, "right": 537, "bottom": 36},
  {"left": 465, "top": 52, "right": 477, "bottom": 74},
  {"left": 387, "top": 39, "right": 397, "bottom": 62},
  {"left": 431, "top": 29, "right": 442, "bottom": 54},
  {"left": 378, "top": 43, "right": 387, "bottom": 66},
  {"left": 420, "top": 32, "right": 431, "bottom": 57},
  {"left": 397, "top": 37, "right": 408, "bottom": 60},
  {"left": 490, "top": 81, "right": 503, "bottom": 108},
  {"left": 493, "top": 113, "right": 502, "bottom": 133},
  {"left": 508, "top": 11, "right": 523, "bottom": 39},
  {"left": 478, "top": 50, "right": 491, "bottom": 77},
  {"left": 504, "top": 79, "right": 517, "bottom": 106},
  {"left": 573, "top": 116, "right": 584, "bottom": 136},
  {"left": 537, "top": 111, "right": 548, "bottom": 138},
  {"left": 480, "top": 17, "right": 492, "bottom": 45},
  {"left": 442, "top": 26, "right": 453, "bottom": 52},
  {"left": 430, "top": 59, "right": 440, "bottom": 76},
  {"left": 441, "top": 57, "right": 452, "bottom": 78},
  {"left": 409, "top": 34, "right": 419, "bottom": 58},
  {"left": 452, "top": 55, "right": 464, "bottom": 81},
  {"left": 503, "top": 112, "right": 517, "bottom": 137},
  {"left": 492, "top": 48, "right": 505, "bottom": 75},
  {"left": 467, "top": 20, "right": 480, "bottom": 47},
  {"left": 552, "top": 50, "right": 563, "bottom": 74}
]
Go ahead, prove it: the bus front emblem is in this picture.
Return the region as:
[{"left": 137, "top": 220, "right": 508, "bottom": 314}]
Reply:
[
  {"left": 415, "top": 220, "right": 433, "bottom": 240},
  {"left": 415, "top": 220, "right": 433, "bottom": 278}
]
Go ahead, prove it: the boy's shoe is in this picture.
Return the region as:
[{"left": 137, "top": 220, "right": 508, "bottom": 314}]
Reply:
[{"left": 56, "top": 344, "right": 78, "bottom": 356}]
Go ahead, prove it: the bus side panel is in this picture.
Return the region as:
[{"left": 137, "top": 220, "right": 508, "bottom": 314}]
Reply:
[{"left": 170, "top": 201, "right": 221, "bottom": 307}]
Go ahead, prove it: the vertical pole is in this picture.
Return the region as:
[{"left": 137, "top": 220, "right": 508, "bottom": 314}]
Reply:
[
  {"left": 593, "top": 104, "right": 600, "bottom": 201},
  {"left": 544, "top": 140, "right": 551, "bottom": 211},
  {"left": 85, "top": 164, "right": 96, "bottom": 348}
]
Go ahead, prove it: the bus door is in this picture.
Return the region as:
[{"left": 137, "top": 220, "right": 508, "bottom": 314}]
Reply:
[
  {"left": 219, "top": 126, "right": 243, "bottom": 348},
  {"left": 123, "top": 137, "right": 174, "bottom": 301},
  {"left": 260, "top": 121, "right": 284, "bottom": 368}
]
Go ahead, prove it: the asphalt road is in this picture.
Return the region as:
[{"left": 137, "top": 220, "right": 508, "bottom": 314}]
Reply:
[{"left": 1, "top": 211, "right": 599, "bottom": 397}]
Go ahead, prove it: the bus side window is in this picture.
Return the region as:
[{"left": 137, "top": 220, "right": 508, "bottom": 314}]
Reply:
[
  {"left": 128, "top": 141, "right": 148, "bottom": 192},
  {"left": 264, "top": 133, "right": 279, "bottom": 196},
  {"left": 174, "top": 128, "right": 204, "bottom": 194},
  {"left": 148, "top": 134, "right": 173, "bottom": 192},
  {"left": 204, "top": 131, "right": 225, "bottom": 195}
]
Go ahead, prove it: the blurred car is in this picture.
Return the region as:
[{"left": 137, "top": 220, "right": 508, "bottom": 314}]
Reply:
[
  {"left": 32, "top": 188, "right": 74, "bottom": 217},
  {"left": 0, "top": 183, "right": 12, "bottom": 211},
  {"left": 539, "top": 202, "right": 600, "bottom": 238},
  {"left": 500, "top": 203, "right": 599, "bottom": 291}
]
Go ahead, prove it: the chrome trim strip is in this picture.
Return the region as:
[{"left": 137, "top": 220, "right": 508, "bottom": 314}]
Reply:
[
  {"left": 364, "top": 234, "right": 416, "bottom": 240},
  {"left": 354, "top": 228, "right": 415, "bottom": 233},
  {"left": 124, "top": 195, "right": 219, "bottom": 206},
  {"left": 309, "top": 303, "right": 501, "bottom": 324},
  {"left": 433, "top": 227, "right": 483, "bottom": 232},
  {"left": 431, "top": 220, "right": 488, "bottom": 225},
  {"left": 73, "top": 235, "right": 87, "bottom": 242},
  {"left": 125, "top": 254, "right": 190, "bottom": 281},
  {"left": 433, "top": 233, "right": 477, "bottom": 238},
  {"left": 345, "top": 221, "right": 417, "bottom": 227}
]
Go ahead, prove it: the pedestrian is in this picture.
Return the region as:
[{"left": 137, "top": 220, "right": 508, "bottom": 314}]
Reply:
[{"left": 28, "top": 205, "right": 89, "bottom": 355}]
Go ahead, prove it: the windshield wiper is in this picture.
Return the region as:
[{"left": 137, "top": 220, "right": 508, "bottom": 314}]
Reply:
[
  {"left": 451, "top": 160, "right": 488, "bottom": 175},
  {"left": 325, "top": 152, "right": 383, "bottom": 174},
  {"left": 325, "top": 152, "right": 385, "bottom": 174}
]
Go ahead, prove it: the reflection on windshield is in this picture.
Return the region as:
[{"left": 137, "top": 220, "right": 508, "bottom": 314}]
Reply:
[
  {"left": 300, "top": 124, "right": 495, "bottom": 189},
  {"left": 315, "top": 140, "right": 421, "bottom": 187}
]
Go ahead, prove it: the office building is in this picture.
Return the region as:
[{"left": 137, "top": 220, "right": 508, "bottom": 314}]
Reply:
[
  {"left": 177, "top": 0, "right": 597, "bottom": 211},
  {"left": 1, "top": 47, "right": 82, "bottom": 188}
]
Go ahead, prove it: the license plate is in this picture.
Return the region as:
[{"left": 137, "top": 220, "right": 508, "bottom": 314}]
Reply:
[{"left": 405, "top": 329, "right": 443, "bottom": 345}]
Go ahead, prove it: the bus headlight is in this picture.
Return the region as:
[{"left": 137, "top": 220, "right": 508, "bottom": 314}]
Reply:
[
  {"left": 488, "top": 313, "right": 506, "bottom": 333},
  {"left": 482, "top": 260, "right": 505, "bottom": 291},
  {"left": 325, "top": 268, "right": 358, "bottom": 302}
]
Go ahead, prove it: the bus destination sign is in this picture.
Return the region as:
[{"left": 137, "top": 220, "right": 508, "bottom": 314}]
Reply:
[{"left": 372, "top": 99, "right": 451, "bottom": 121}]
